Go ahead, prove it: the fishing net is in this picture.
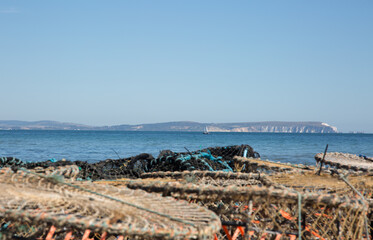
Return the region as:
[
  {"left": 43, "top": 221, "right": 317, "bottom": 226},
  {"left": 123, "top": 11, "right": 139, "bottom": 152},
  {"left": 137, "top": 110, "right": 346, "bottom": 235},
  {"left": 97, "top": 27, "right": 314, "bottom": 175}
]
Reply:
[
  {"left": 22, "top": 153, "right": 155, "bottom": 180},
  {"left": 1, "top": 145, "right": 260, "bottom": 181},
  {"left": 200, "top": 145, "right": 260, "bottom": 160},
  {"left": 125, "top": 176, "right": 367, "bottom": 239},
  {"left": 0, "top": 157, "right": 24, "bottom": 168},
  {"left": 149, "top": 151, "right": 234, "bottom": 172},
  {"left": 148, "top": 145, "right": 260, "bottom": 173},
  {"left": 0, "top": 167, "right": 221, "bottom": 240}
]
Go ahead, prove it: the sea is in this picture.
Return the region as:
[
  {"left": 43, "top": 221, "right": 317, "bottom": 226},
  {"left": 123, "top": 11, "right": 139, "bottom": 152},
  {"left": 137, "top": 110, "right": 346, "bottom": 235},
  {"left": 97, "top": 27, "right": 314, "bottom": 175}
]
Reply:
[{"left": 0, "top": 130, "right": 372, "bottom": 166}]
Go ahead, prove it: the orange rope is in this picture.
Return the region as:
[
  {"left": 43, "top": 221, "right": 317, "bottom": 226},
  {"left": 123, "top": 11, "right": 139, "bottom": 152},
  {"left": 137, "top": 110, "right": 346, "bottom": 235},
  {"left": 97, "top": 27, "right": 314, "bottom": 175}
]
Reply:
[
  {"left": 274, "top": 234, "right": 282, "bottom": 240},
  {"left": 305, "top": 225, "right": 325, "bottom": 240},
  {"left": 314, "top": 213, "right": 333, "bottom": 219},
  {"left": 289, "top": 235, "right": 297, "bottom": 240},
  {"left": 100, "top": 232, "right": 107, "bottom": 240},
  {"left": 260, "top": 232, "right": 267, "bottom": 239},
  {"left": 64, "top": 231, "right": 73, "bottom": 240},
  {"left": 81, "top": 230, "right": 93, "bottom": 240},
  {"left": 232, "top": 228, "right": 240, "bottom": 240},
  {"left": 237, "top": 226, "right": 245, "bottom": 236},
  {"left": 45, "top": 225, "right": 56, "bottom": 240},
  {"left": 222, "top": 225, "right": 233, "bottom": 240},
  {"left": 279, "top": 209, "right": 295, "bottom": 221}
]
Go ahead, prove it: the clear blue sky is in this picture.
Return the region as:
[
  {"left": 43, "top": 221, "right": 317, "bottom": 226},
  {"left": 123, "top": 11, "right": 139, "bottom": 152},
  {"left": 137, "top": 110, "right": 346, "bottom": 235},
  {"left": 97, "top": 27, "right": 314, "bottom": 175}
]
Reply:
[{"left": 1, "top": 1, "right": 372, "bottom": 132}]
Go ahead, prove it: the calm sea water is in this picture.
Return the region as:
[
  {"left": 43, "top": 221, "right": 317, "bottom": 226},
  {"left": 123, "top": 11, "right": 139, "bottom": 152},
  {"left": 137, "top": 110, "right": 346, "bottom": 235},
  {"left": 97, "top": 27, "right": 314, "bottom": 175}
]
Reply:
[{"left": 0, "top": 130, "right": 372, "bottom": 165}]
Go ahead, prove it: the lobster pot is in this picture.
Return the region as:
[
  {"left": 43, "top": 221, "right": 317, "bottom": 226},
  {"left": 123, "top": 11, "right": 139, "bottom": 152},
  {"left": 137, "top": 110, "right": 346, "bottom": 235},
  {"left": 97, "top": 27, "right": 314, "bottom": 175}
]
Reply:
[
  {"left": 315, "top": 152, "right": 373, "bottom": 173},
  {"left": 0, "top": 168, "right": 221, "bottom": 240},
  {"left": 269, "top": 170, "right": 373, "bottom": 238},
  {"left": 127, "top": 179, "right": 367, "bottom": 240}
]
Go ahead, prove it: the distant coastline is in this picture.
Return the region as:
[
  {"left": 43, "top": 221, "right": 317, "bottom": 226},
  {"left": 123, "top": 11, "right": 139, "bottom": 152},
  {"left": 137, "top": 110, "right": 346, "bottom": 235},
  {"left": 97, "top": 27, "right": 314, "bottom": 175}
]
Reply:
[{"left": 0, "top": 120, "right": 338, "bottom": 133}]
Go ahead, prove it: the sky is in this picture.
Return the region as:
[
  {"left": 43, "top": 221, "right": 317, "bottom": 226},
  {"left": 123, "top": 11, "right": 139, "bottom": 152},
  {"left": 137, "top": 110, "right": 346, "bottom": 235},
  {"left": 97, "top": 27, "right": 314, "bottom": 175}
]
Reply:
[{"left": 0, "top": 1, "right": 372, "bottom": 133}]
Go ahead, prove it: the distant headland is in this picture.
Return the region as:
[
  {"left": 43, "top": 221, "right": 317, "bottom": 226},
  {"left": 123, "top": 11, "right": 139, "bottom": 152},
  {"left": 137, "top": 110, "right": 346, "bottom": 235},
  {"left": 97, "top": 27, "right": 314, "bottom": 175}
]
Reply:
[{"left": 0, "top": 120, "right": 338, "bottom": 133}]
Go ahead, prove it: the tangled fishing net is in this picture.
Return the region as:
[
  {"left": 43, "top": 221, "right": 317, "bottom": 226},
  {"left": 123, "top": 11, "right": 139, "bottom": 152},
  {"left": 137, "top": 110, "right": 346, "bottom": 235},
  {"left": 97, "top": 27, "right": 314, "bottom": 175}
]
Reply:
[{"left": 1, "top": 145, "right": 260, "bottom": 181}]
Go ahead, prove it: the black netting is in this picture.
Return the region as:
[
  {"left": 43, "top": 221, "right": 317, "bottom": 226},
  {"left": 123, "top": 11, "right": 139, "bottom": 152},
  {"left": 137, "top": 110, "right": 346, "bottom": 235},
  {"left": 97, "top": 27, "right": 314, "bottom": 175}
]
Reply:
[
  {"left": 22, "top": 153, "right": 155, "bottom": 180},
  {"left": 1, "top": 144, "right": 259, "bottom": 181},
  {"left": 169, "top": 144, "right": 260, "bottom": 160},
  {"left": 204, "top": 144, "right": 260, "bottom": 159},
  {"left": 0, "top": 157, "right": 25, "bottom": 168},
  {"left": 148, "top": 145, "right": 260, "bottom": 173}
]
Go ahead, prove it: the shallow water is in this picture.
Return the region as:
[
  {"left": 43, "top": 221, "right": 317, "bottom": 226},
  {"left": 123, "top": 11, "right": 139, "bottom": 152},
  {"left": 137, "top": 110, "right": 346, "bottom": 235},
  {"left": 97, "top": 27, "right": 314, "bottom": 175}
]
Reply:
[{"left": 0, "top": 130, "right": 372, "bottom": 165}]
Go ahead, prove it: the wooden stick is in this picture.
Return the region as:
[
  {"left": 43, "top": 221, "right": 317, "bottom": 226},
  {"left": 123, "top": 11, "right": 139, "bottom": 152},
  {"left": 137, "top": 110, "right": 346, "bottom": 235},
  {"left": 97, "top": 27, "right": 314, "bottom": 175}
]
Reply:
[{"left": 317, "top": 144, "right": 328, "bottom": 175}]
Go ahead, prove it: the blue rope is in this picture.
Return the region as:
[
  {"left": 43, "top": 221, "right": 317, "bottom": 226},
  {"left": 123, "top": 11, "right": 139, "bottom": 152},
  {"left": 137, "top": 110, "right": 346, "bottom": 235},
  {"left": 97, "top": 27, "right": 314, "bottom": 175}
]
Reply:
[
  {"left": 48, "top": 158, "right": 57, "bottom": 162},
  {"left": 175, "top": 151, "right": 233, "bottom": 172},
  {"left": 200, "top": 159, "right": 214, "bottom": 171}
]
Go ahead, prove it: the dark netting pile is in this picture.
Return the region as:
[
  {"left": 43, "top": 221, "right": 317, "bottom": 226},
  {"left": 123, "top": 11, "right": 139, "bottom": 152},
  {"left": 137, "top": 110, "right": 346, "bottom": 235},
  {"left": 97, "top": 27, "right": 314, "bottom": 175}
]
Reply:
[
  {"left": 0, "top": 157, "right": 25, "bottom": 168},
  {"left": 152, "top": 144, "right": 260, "bottom": 173},
  {"left": 0, "top": 144, "right": 259, "bottom": 181}
]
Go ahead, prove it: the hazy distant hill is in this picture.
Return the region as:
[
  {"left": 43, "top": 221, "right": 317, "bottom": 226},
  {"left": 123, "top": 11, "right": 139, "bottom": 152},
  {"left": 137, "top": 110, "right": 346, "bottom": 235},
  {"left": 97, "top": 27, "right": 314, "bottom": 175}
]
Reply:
[
  {"left": 0, "top": 120, "right": 92, "bottom": 130},
  {"left": 0, "top": 120, "right": 338, "bottom": 133}
]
